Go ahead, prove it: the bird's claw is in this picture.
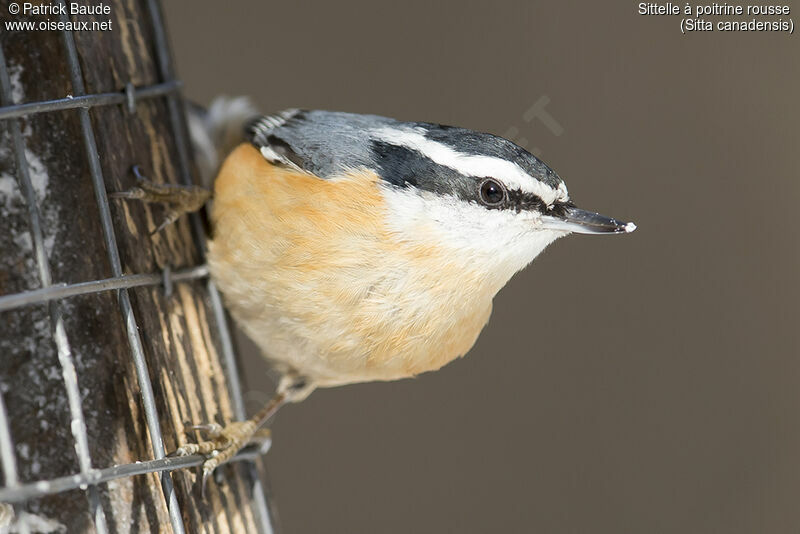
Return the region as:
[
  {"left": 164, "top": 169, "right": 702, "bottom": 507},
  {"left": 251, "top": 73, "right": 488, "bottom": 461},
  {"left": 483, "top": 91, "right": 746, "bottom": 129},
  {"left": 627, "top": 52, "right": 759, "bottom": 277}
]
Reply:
[
  {"left": 171, "top": 420, "right": 260, "bottom": 498},
  {"left": 111, "top": 166, "right": 211, "bottom": 233}
]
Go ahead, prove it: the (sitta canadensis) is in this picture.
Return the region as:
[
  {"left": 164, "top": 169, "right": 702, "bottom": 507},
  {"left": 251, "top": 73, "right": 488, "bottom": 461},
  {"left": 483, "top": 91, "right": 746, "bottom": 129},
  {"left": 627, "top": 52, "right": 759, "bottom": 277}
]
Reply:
[{"left": 121, "top": 99, "right": 636, "bottom": 484}]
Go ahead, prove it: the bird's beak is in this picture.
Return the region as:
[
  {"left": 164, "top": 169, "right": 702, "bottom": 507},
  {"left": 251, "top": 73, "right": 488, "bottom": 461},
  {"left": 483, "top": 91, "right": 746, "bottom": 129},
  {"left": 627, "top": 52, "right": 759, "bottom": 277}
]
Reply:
[{"left": 542, "top": 205, "right": 636, "bottom": 235}]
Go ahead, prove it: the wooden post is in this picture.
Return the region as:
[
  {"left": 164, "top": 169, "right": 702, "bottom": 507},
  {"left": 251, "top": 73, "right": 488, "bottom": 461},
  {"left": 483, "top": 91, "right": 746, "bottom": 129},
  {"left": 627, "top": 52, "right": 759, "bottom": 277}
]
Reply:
[{"left": 0, "top": 1, "right": 274, "bottom": 532}]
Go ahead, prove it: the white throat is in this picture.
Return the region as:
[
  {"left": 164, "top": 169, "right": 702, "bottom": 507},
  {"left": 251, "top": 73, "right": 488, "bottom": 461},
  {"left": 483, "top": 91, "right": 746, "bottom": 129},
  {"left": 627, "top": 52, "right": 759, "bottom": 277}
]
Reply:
[{"left": 381, "top": 186, "right": 567, "bottom": 292}]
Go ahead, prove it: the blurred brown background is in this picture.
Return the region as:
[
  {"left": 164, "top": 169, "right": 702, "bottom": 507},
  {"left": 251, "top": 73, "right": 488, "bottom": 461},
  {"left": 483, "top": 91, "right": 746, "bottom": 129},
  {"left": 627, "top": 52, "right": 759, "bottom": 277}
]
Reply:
[{"left": 165, "top": 2, "right": 799, "bottom": 532}]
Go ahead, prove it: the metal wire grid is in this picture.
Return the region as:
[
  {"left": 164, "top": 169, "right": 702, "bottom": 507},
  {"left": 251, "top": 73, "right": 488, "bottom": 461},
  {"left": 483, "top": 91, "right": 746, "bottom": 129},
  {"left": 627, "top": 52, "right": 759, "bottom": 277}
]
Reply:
[{"left": 0, "top": 1, "right": 276, "bottom": 532}]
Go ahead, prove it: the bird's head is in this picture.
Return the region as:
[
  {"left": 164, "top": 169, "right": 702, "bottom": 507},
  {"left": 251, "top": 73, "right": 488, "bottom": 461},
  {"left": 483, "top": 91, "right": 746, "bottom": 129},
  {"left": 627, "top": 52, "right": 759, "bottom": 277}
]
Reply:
[
  {"left": 249, "top": 110, "right": 636, "bottom": 292},
  {"left": 366, "top": 120, "right": 636, "bottom": 288}
]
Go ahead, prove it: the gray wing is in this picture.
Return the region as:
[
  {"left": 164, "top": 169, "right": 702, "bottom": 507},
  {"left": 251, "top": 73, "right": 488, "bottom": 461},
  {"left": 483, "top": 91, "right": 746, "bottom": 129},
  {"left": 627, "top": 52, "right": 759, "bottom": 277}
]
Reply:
[{"left": 247, "top": 109, "right": 400, "bottom": 178}]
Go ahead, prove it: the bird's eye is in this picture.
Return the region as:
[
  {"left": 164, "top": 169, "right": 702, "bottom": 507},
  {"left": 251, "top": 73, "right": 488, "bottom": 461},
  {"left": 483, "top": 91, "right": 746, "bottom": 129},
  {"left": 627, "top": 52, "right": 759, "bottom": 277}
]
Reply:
[{"left": 479, "top": 178, "right": 506, "bottom": 206}]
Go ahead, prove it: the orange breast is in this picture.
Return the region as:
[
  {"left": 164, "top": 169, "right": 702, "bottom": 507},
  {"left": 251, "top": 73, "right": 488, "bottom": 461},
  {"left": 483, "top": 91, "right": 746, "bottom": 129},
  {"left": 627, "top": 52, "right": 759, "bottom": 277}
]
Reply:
[{"left": 208, "top": 143, "right": 493, "bottom": 386}]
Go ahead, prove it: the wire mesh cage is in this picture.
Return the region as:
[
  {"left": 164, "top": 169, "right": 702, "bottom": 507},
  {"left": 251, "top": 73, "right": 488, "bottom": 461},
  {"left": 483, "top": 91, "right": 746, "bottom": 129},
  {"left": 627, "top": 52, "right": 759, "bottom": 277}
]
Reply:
[{"left": 0, "top": 1, "right": 277, "bottom": 532}]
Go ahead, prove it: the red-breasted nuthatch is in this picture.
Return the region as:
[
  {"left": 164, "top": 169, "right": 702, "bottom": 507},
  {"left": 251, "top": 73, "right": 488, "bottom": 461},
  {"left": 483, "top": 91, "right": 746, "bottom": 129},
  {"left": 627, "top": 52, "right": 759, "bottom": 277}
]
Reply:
[{"left": 124, "top": 98, "right": 636, "bottom": 484}]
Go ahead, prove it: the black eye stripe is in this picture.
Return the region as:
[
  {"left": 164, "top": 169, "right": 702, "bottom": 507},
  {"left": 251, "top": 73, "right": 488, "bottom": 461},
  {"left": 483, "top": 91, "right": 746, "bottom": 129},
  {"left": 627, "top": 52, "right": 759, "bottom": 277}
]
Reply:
[
  {"left": 476, "top": 181, "right": 547, "bottom": 213},
  {"left": 505, "top": 188, "right": 546, "bottom": 212},
  {"left": 371, "top": 140, "right": 466, "bottom": 192},
  {"left": 505, "top": 190, "right": 573, "bottom": 215},
  {"left": 369, "top": 140, "right": 562, "bottom": 214}
]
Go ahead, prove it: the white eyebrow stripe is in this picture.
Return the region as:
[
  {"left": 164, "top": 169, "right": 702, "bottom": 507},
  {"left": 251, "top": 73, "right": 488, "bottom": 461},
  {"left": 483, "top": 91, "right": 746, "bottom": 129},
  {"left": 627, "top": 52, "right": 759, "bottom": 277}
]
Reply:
[{"left": 372, "top": 126, "right": 562, "bottom": 204}]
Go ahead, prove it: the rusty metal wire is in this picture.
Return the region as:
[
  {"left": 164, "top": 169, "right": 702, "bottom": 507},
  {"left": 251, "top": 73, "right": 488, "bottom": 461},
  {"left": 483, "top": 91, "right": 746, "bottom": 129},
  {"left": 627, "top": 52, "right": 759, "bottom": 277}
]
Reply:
[{"left": 0, "top": 2, "right": 276, "bottom": 533}]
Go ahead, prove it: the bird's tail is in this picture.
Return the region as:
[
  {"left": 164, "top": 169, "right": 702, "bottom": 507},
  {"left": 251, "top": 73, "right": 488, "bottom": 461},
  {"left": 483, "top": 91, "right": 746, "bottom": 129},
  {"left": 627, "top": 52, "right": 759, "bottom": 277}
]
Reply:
[{"left": 186, "top": 96, "right": 260, "bottom": 188}]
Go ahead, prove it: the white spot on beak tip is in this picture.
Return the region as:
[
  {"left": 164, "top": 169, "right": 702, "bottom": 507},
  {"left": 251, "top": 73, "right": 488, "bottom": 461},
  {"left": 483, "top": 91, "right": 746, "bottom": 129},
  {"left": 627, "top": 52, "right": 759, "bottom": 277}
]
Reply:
[{"left": 624, "top": 222, "right": 637, "bottom": 233}]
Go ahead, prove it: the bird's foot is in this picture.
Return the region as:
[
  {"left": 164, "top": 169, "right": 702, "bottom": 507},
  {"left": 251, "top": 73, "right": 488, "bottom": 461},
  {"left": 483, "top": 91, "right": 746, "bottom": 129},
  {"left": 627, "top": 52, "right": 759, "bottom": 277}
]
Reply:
[
  {"left": 111, "top": 165, "right": 211, "bottom": 234},
  {"left": 171, "top": 383, "right": 303, "bottom": 496},
  {"left": 172, "top": 420, "right": 267, "bottom": 495}
]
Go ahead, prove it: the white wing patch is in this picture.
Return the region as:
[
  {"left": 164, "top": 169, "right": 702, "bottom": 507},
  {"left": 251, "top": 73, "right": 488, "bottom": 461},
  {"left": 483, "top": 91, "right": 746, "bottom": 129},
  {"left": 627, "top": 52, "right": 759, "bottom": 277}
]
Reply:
[
  {"left": 372, "top": 127, "right": 567, "bottom": 205},
  {"left": 258, "top": 146, "right": 305, "bottom": 173},
  {"left": 251, "top": 109, "right": 307, "bottom": 172}
]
